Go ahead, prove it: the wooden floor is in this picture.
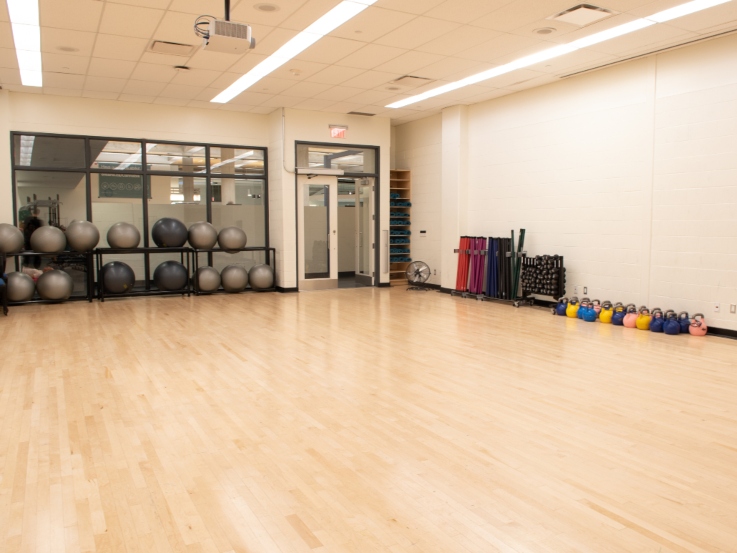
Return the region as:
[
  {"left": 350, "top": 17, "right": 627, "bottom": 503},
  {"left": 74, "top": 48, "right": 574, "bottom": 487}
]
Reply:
[{"left": 1, "top": 288, "right": 736, "bottom": 553}]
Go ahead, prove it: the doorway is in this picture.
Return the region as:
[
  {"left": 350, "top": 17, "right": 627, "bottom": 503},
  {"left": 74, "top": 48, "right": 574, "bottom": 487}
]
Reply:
[{"left": 297, "top": 174, "right": 375, "bottom": 291}]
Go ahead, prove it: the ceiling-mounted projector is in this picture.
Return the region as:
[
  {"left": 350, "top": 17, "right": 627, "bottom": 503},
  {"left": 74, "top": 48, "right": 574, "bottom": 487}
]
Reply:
[{"left": 194, "top": 1, "right": 256, "bottom": 54}]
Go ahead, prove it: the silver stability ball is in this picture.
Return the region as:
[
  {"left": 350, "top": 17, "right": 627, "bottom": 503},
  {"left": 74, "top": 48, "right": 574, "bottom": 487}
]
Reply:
[
  {"left": 196, "top": 266, "right": 221, "bottom": 292},
  {"left": 248, "top": 264, "right": 274, "bottom": 290},
  {"left": 107, "top": 222, "right": 141, "bottom": 249},
  {"left": 65, "top": 220, "right": 100, "bottom": 252},
  {"left": 218, "top": 226, "right": 247, "bottom": 252},
  {"left": 188, "top": 222, "right": 218, "bottom": 249},
  {"left": 0, "top": 223, "right": 24, "bottom": 254},
  {"left": 220, "top": 265, "right": 248, "bottom": 293},
  {"left": 30, "top": 226, "right": 67, "bottom": 253},
  {"left": 6, "top": 272, "right": 35, "bottom": 302},
  {"left": 36, "top": 270, "right": 74, "bottom": 301}
]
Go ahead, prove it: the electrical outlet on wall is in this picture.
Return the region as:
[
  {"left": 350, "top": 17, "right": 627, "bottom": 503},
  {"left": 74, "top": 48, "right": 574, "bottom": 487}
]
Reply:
[
  {"left": 583, "top": 287, "right": 588, "bottom": 295},
  {"left": 574, "top": 285, "right": 579, "bottom": 295},
  {"left": 731, "top": 304, "right": 737, "bottom": 314},
  {"left": 714, "top": 303, "right": 721, "bottom": 313}
]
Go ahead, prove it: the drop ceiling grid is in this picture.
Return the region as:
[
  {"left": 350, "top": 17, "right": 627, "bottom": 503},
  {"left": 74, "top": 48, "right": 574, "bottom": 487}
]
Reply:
[{"left": 0, "top": 0, "right": 735, "bottom": 119}]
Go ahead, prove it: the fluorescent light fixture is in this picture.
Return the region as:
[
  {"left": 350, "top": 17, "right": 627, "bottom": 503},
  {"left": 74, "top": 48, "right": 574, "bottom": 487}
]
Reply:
[
  {"left": 6, "top": 0, "right": 43, "bottom": 87},
  {"left": 212, "top": 0, "right": 377, "bottom": 103},
  {"left": 210, "top": 151, "right": 254, "bottom": 170},
  {"left": 646, "top": 0, "right": 731, "bottom": 22},
  {"left": 19, "top": 135, "right": 35, "bottom": 165},
  {"left": 117, "top": 144, "right": 155, "bottom": 170},
  {"left": 387, "top": 0, "right": 732, "bottom": 109}
]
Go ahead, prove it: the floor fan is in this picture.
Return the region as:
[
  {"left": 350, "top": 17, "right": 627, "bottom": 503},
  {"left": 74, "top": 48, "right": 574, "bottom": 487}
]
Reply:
[{"left": 406, "top": 261, "right": 431, "bottom": 291}]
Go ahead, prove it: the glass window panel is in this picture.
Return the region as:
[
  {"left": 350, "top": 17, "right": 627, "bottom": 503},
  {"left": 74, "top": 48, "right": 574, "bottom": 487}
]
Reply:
[
  {"left": 209, "top": 147, "right": 264, "bottom": 176},
  {"left": 90, "top": 139, "right": 145, "bottom": 171},
  {"left": 211, "top": 178, "right": 265, "bottom": 248},
  {"left": 146, "top": 143, "right": 207, "bottom": 173},
  {"left": 296, "top": 144, "right": 375, "bottom": 174},
  {"left": 304, "top": 184, "right": 329, "bottom": 279},
  {"left": 14, "top": 135, "right": 86, "bottom": 169},
  {"left": 147, "top": 175, "right": 207, "bottom": 246},
  {"left": 91, "top": 172, "right": 145, "bottom": 256}
]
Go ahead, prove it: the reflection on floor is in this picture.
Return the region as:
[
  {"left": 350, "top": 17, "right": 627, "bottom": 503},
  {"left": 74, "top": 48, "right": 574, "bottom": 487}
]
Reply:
[{"left": 338, "top": 272, "right": 369, "bottom": 289}]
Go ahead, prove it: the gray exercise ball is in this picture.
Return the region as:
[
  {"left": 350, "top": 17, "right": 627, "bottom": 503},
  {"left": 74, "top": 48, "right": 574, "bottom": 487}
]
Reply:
[
  {"left": 0, "top": 223, "right": 24, "bottom": 254},
  {"left": 6, "top": 272, "right": 35, "bottom": 302},
  {"left": 107, "top": 222, "right": 141, "bottom": 249},
  {"left": 30, "top": 226, "right": 66, "bottom": 253},
  {"left": 248, "top": 264, "right": 274, "bottom": 290},
  {"left": 218, "top": 226, "right": 247, "bottom": 252},
  {"left": 152, "top": 217, "right": 188, "bottom": 248},
  {"left": 220, "top": 265, "right": 248, "bottom": 293},
  {"left": 196, "top": 266, "right": 221, "bottom": 292},
  {"left": 65, "top": 220, "right": 100, "bottom": 252},
  {"left": 153, "top": 260, "right": 188, "bottom": 291},
  {"left": 36, "top": 270, "right": 74, "bottom": 301},
  {"left": 188, "top": 221, "right": 218, "bottom": 250},
  {"left": 101, "top": 261, "right": 135, "bottom": 294}
]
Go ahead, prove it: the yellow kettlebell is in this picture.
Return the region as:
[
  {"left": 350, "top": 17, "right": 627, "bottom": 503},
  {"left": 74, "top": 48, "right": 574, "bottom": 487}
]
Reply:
[
  {"left": 599, "top": 301, "right": 614, "bottom": 323},
  {"left": 636, "top": 306, "right": 652, "bottom": 330},
  {"left": 566, "top": 296, "right": 580, "bottom": 318}
]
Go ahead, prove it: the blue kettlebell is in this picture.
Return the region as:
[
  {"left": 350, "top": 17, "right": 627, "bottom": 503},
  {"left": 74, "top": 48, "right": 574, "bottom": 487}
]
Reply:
[
  {"left": 583, "top": 303, "right": 598, "bottom": 322},
  {"left": 556, "top": 297, "right": 568, "bottom": 316},
  {"left": 678, "top": 312, "right": 690, "bottom": 335},
  {"left": 663, "top": 310, "right": 681, "bottom": 335},
  {"left": 578, "top": 298, "right": 590, "bottom": 320},
  {"left": 611, "top": 303, "right": 626, "bottom": 326},
  {"left": 650, "top": 308, "right": 664, "bottom": 332}
]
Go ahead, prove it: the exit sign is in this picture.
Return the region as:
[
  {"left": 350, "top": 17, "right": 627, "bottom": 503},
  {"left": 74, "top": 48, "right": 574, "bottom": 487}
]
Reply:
[{"left": 330, "top": 125, "right": 347, "bottom": 139}]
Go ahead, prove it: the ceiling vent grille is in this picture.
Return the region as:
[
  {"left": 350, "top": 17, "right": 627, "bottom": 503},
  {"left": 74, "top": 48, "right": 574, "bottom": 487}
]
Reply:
[
  {"left": 389, "top": 75, "right": 435, "bottom": 89},
  {"left": 548, "top": 4, "right": 615, "bottom": 26},
  {"left": 348, "top": 111, "right": 376, "bottom": 116},
  {"left": 150, "top": 40, "right": 196, "bottom": 56}
]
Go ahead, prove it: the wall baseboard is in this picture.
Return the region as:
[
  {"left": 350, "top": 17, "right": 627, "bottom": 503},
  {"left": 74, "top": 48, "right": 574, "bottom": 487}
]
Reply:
[
  {"left": 378, "top": 282, "right": 392, "bottom": 288},
  {"left": 276, "top": 286, "right": 298, "bottom": 293}
]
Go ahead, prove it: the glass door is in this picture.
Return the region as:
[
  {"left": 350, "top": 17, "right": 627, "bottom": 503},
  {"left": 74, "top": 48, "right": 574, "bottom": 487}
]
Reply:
[
  {"left": 298, "top": 175, "right": 338, "bottom": 290},
  {"left": 355, "top": 178, "right": 373, "bottom": 286}
]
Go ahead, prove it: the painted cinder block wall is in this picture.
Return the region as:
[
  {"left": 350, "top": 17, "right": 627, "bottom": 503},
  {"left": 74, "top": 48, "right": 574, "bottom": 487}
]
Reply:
[{"left": 392, "top": 33, "right": 737, "bottom": 331}]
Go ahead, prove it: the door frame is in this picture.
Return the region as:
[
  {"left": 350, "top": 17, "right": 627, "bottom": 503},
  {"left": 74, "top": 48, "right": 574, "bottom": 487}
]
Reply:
[
  {"left": 297, "top": 175, "right": 338, "bottom": 290},
  {"left": 294, "top": 141, "right": 380, "bottom": 290}
]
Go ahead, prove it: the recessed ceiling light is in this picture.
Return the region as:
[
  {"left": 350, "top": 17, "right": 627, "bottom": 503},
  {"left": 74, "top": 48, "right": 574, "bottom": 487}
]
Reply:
[
  {"left": 254, "top": 3, "right": 280, "bottom": 11},
  {"left": 56, "top": 46, "right": 79, "bottom": 52},
  {"left": 534, "top": 27, "right": 556, "bottom": 35}
]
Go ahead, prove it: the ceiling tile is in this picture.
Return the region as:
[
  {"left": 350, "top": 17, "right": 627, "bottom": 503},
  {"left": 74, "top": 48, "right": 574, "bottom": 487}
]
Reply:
[
  {"left": 0, "top": 67, "right": 21, "bottom": 86},
  {"left": 270, "top": 60, "right": 330, "bottom": 81},
  {"left": 250, "top": 27, "right": 300, "bottom": 57},
  {"left": 184, "top": 49, "right": 244, "bottom": 71},
  {"left": 169, "top": 0, "right": 236, "bottom": 16},
  {"left": 229, "top": 91, "right": 273, "bottom": 105},
  {"left": 319, "top": 101, "right": 365, "bottom": 113},
  {"left": 41, "top": 28, "right": 97, "bottom": 57},
  {"left": 424, "top": 0, "right": 512, "bottom": 24},
  {"left": 340, "top": 70, "right": 398, "bottom": 89},
  {"left": 139, "top": 52, "right": 193, "bottom": 66},
  {"left": 99, "top": 4, "right": 165, "bottom": 39},
  {"left": 170, "top": 67, "right": 222, "bottom": 87},
  {"left": 371, "top": 0, "right": 446, "bottom": 16},
  {"left": 345, "top": 89, "right": 397, "bottom": 105},
  {"left": 295, "top": 37, "right": 365, "bottom": 65},
  {"left": 43, "top": 87, "right": 83, "bottom": 97},
  {"left": 246, "top": 106, "right": 276, "bottom": 114},
  {"left": 209, "top": 72, "right": 243, "bottom": 89},
  {"left": 41, "top": 53, "right": 90, "bottom": 75},
  {"left": 647, "top": 2, "right": 737, "bottom": 32},
  {"left": 117, "top": 93, "right": 156, "bottom": 103},
  {"left": 0, "top": 1, "right": 7, "bottom": 21},
  {"left": 152, "top": 10, "right": 203, "bottom": 46},
  {"left": 93, "top": 35, "right": 149, "bottom": 61},
  {"left": 473, "top": 0, "right": 580, "bottom": 32},
  {"left": 160, "top": 83, "right": 206, "bottom": 99},
  {"left": 228, "top": 53, "right": 268, "bottom": 74},
  {"left": 417, "top": 25, "right": 502, "bottom": 56},
  {"left": 0, "top": 48, "right": 18, "bottom": 69},
  {"left": 219, "top": 103, "right": 260, "bottom": 112},
  {"left": 40, "top": 0, "right": 103, "bottom": 32},
  {"left": 82, "top": 90, "right": 120, "bottom": 100},
  {"left": 123, "top": 80, "right": 168, "bottom": 96},
  {"left": 43, "top": 72, "right": 86, "bottom": 89},
  {"left": 130, "top": 62, "right": 178, "bottom": 83},
  {"left": 589, "top": 24, "right": 696, "bottom": 56},
  {"left": 374, "top": 16, "right": 461, "bottom": 50},
  {"left": 280, "top": 80, "right": 334, "bottom": 98},
  {"left": 0, "top": 23, "right": 14, "bottom": 50},
  {"left": 186, "top": 100, "right": 221, "bottom": 110},
  {"left": 455, "top": 32, "right": 542, "bottom": 63},
  {"left": 278, "top": 0, "right": 344, "bottom": 31},
  {"left": 408, "top": 57, "right": 486, "bottom": 81},
  {"left": 373, "top": 51, "right": 446, "bottom": 75},
  {"left": 292, "top": 98, "right": 336, "bottom": 111},
  {"left": 306, "top": 65, "right": 366, "bottom": 85},
  {"left": 329, "top": 7, "right": 417, "bottom": 43},
  {"left": 1, "top": 84, "right": 43, "bottom": 93},
  {"left": 314, "top": 85, "right": 366, "bottom": 102},
  {"left": 230, "top": 0, "right": 308, "bottom": 26},
  {"left": 260, "top": 95, "right": 305, "bottom": 108},
  {"left": 154, "top": 96, "right": 189, "bottom": 106},
  {"left": 84, "top": 76, "right": 128, "bottom": 92},
  {"left": 87, "top": 58, "right": 137, "bottom": 79},
  {"left": 249, "top": 76, "right": 300, "bottom": 95},
  {"left": 336, "top": 44, "right": 406, "bottom": 70},
  {"left": 107, "top": 0, "right": 171, "bottom": 9}
]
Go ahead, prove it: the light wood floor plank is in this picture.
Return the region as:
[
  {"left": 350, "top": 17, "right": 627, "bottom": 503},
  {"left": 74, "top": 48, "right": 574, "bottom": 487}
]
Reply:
[{"left": 2, "top": 288, "right": 737, "bottom": 552}]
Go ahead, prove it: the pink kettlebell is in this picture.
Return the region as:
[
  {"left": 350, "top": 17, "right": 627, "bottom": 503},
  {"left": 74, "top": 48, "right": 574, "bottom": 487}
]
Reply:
[
  {"left": 622, "top": 304, "right": 638, "bottom": 328},
  {"left": 689, "top": 313, "right": 708, "bottom": 336}
]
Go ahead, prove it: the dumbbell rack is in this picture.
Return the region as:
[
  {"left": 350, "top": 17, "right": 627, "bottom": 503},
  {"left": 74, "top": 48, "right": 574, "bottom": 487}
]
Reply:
[{"left": 519, "top": 255, "right": 566, "bottom": 299}]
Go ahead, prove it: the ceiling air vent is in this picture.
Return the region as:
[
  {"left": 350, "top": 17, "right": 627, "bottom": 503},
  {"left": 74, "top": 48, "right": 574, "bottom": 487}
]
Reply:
[
  {"left": 388, "top": 75, "right": 435, "bottom": 89},
  {"left": 548, "top": 4, "right": 616, "bottom": 26},
  {"left": 348, "top": 111, "right": 376, "bottom": 116},
  {"left": 150, "top": 40, "right": 196, "bottom": 56}
]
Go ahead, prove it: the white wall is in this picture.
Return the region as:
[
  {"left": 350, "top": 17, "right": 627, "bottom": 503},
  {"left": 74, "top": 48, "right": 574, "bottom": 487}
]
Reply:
[
  {"left": 393, "top": 114, "right": 442, "bottom": 285},
  {"left": 394, "top": 32, "right": 737, "bottom": 330}
]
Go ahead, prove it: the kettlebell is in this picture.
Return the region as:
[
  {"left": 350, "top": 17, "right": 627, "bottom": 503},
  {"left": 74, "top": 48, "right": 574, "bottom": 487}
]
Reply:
[
  {"left": 556, "top": 297, "right": 568, "bottom": 316},
  {"left": 583, "top": 302, "right": 598, "bottom": 322},
  {"left": 649, "top": 308, "right": 664, "bottom": 332},
  {"left": 566, "top": 297, "right": 579, "bottom": 318},
  {"left": 578, "top": 298, "right": 591, "bottom": 320},
  {"left": 663, "top": 310, "right": 681, "bottom": 335},
  {"left": 622, "top": 304, "right": 638, "bottom": 328},
  {"left": 591, "top": 299, "right": 601, "bottom": 315},
  {"left": 611, "top": 303, "right": 627, "bottom": 326},
  {"left": 635, "top": 306, "right": 652, "bottom": 330},
  {"left": 689, "top": 313, "right": 708, "bottom": 336},
  {"left": 678, "top": 312, "right": 691, "bottom": 335},
  {"left": 599, "top": 301, "right": 614, "bottom": 324}
]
